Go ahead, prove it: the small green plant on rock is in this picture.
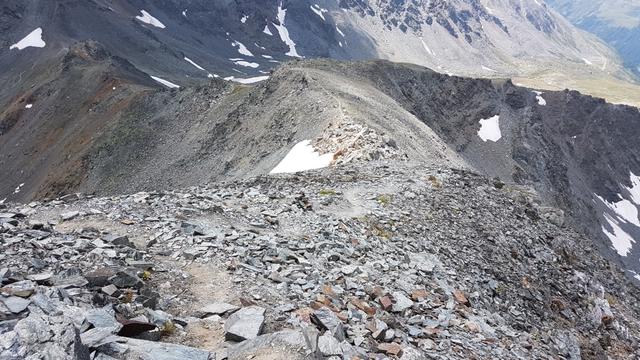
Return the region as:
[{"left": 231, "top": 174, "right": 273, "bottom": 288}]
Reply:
[
  {"left": 319, "top": 189, "right": 337, "bottom": 196},
  {"left": 376, "top": 194, "right": 393, "bottom": 206},
  {"left": 161, "top": 320, "right": 176, "bottom": 336}
]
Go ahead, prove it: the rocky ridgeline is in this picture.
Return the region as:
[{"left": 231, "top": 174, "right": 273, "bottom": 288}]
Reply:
[{"left": 1, "top": 162, "right": 640, "bottom": 359}]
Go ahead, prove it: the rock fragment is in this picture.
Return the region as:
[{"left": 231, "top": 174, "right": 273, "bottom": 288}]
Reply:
[{"left": 224, "top": 306, "right": 266, "bottom": 341}]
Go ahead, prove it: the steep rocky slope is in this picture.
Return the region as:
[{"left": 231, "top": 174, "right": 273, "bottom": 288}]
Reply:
[
  {"left": 2, "top": 163, "right": 640, "bottom": 359},
  {"left": 2, "top": 43, "right": 640, "bottom": 278}
]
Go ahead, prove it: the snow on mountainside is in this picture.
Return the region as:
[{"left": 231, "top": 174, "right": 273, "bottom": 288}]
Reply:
[{"left": 0, "top": 0, "right": 630, "bottom": 89}]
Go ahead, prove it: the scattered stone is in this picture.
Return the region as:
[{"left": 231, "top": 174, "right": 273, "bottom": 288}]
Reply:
[
  {"left": 1, "top": 296, "right": 30, "bottom": 314},
  {"left": 181, "top": 222, "right": 205, "bottom": 236},
  {"left": 100, "top": 336, "right": 211, "bottom": 359},
  {"left": 227, "top": 330, "right": 309, "bottom": 359},
  {"left": 1, "top": 280, "right": 36, "bottom": 297},
  {"left": 312, "top": 307, "right": 345, "bottom": 340},
  {"left": 411, "top": 289, "right": 428, "bottom": 301},
  {"left": 108, "top": 270, "right": 143, "bottom": 289},
  {"left": 318, "top": 332, "right": 343, "bottom": 356},
  {"left": 86, "top": 268, "right": 116, "bottom": 287},
  {"left": 61, "top": 211, "right": 80, "bottom": 221},
  {"left": 81, "top": 327, "right": 118, "bottom": 348},
  {"left": 379, "top": 296, "right": 393, "bottom": 311},
  {"left": 224, "top": 306, "right": 266, "bottom": 341},
  {"left": 378, "top": 342, "right": 404, "bottom": 357},
  {"left": 26, "top": 273, "right": 53, "bottom": 284},
  {"left": 101, "top": 285, "right": 119, "bottom": 297},
  {"left": 198, "top": 302, "right": 240, "bottom": 317},
  {"left": 104, "top": 234, "right": 135, "bottom": 248},
  {"left": 392, "top": 292, "right": 413, "bottom": 312},
  {"left": 453, "top": 290, "right": 469, "bottom": 306}
]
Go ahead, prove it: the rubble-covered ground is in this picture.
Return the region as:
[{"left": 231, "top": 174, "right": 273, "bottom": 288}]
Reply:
[{"left": 1, "top": 162, "right": 640, "bottom": 359}]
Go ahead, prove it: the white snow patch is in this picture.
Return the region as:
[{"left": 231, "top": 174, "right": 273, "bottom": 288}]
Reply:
[
  {"left": 625, "top": 172, "right": 640, "bottom": 205},
  {"left": 136, "top": 10, "right": 166, "bottom": 29},
  {"left": 273, "top": 3, "right": 301, "bottom": 58},
  {"left": 184, "top": 57, "right": 205, "bottom": 71},
  {"left": 597, "top": 192, "right": 640, "bottom": 257},
  {"left": 477, "top": 115, "right": 502, "bottom": 142},
  {"left": 533, "top": 91, "right": 547, "bottom": 106},
  {"left": 232, "top": 41, "right": 254, "bottom": 57},
  {"left": 582, "top": 58, "right": 593, "bottom": 65},
  {"left": 420, "top": 38, "right": 434, "bottom": 56},
  {"left": 241, "top": 15, "right": 248, "bottom": 23},
  {"left": 270, "top": 140, "right": 333, "bottom": 174},
  {"left": 231, "top": 59, "right": 259, "bottom": 68},
  {"left": 598, "top": 195, "right": 640, "bottom": 227},
  {"left": 601, "top": 213, "right": 635, "bottom": 257},
  {"left": 336, "top": 26, "right": 345, "bottom": 37},
  {"left": 310, "top": 5, "right": 328, "bottom": 21},
  {"left": 25, "top": 104, "right": 33, "bottom": 109},
  {"left": 10, "top": 28, "right": 46, "bottom": 50},
  {"left": 13, "top": 183, "right": 24, "bottom": 194},
  {"left": 262, "top": 54, "right": 273, "bottom": 59},
  {"left": 263, "top": 25, "right": 273, "bottom": 36},
  {"left": 150, "top": 76, "right": 180, "bottom": 88},
  {"left": 224, "top": 76, "right": 269, "bottom": 84}
]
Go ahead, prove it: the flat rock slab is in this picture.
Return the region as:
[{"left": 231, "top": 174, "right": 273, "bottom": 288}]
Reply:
[
  {"left": 100, "top": 336, "right": 211, "bottom": 360},
  {"left": 198, "top": 302, "right": 240, "bottom": 317},
  {"left": 108, "top": 271, "right": 143, "bottom": 289},
  {"left": 86, "top": 308, "right": 122, "bottom": 333},
  {"left": 1, "top": 296, "right": 31, "bottom": 314},
  {"left": 224, "top": 306, "right": 265, "bottom": 341},
  {"left": 312, "top": 307, "right": 345, "bottom": 340},
  {"left": 81, "top": 328, "right": 119, "bottom": 348},
  {"left": 227, "top": 329, "right": 308, "bottom": 360},
  {"left": 318, "top": 332, "right": 343, "bottom": 356},
  {"left": 1, "top": 280, "right": 36, "bottom": 297},
  {"left": 61, "top": 211, "right": 80, "bottom": 221}
]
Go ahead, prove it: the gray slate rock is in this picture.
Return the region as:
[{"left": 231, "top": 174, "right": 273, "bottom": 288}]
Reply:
[
  {"left": 108, "top": 270, "right": 143, "bottom": 289},
  {"left": 61, "top": 211, "right": 80, "bottom": 221},
  {"left": 198, "top": 302, "right": 240, "bottom": 317},
  {"left": 318, "top": 332, "right": 343, "bottom": 357},
  {"left": 86, "top": 307, "right": 122, "bottom": 333},
  {"left": 224, "top": 306, "right": 265, "bottom": 341},
  {"left": 104, "top": 234, "right": 135, "bottom": 248},
  {"left": 100, "top": 336, "right": 211, "bottom": 360},
  {"left": 1, "top": 296, "right": 30, "bottom": 314},
  {"left": 227, "top": 329, "right": 308, "bottom": 360},
  {"left": 312, "top": 307, "right": 345, "bottom": 341},
  {"left": 392, "top": 292, "right": 414, "bottom": 313}
]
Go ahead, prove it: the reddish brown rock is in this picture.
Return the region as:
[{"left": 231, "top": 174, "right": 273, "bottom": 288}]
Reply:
[
  {"left": 379, "top": 296, "right": 393, "bottom": 311},
  {"left": 377, "top": 342, "right": 403, "bottom": 357},
  {"left": 453, "top": 290, "right": 469, "bottom": 306}
]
